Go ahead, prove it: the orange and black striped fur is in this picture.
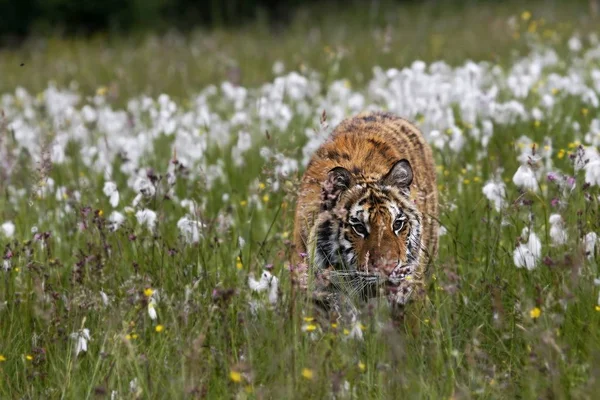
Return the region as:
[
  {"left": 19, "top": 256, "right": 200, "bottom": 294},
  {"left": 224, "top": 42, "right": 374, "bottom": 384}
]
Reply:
[{"left": 293, "top": 111, "right": 438, "bottom": 308}]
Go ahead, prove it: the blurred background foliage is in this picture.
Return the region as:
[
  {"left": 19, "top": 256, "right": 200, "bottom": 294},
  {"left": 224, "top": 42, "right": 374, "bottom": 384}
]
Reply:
[
  {"left": 1, "top": 0, "right": 599, "bottom": 101},
  {"left": 0, "top": 0, "right": 595, "bottom": 42}
]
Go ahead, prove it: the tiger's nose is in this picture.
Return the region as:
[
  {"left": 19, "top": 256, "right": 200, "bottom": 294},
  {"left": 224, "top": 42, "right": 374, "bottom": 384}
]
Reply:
[{"left": 368, "top": 256, "right": 399, "bottom": 274}]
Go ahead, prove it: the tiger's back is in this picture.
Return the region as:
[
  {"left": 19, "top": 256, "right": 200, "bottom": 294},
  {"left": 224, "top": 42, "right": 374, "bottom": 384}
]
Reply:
[{"left": 293, "top": 111, "right": 438, "bottom": 304}]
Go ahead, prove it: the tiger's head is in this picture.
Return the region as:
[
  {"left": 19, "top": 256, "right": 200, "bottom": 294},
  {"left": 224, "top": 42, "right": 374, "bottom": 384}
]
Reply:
[{"left": 312, "top": 159, "right": 422, "bottom": 302}]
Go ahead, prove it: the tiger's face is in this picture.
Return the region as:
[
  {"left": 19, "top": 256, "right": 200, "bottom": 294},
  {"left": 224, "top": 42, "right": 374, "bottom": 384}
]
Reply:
[{"left": 313, "top": 160, "right": 422, "bottom": 299}]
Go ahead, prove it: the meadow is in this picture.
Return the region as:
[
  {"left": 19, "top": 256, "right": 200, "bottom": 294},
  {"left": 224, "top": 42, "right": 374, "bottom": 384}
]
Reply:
[{"left": 1, "top": 1, "right": 600, "bottom": 398}]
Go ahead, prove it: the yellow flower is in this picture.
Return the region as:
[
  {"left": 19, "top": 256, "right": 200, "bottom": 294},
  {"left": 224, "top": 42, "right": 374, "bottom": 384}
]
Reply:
[
  {"left": 262, "top": 194, "right": 269, "bottom": 203},
  {"left": 0, "top": 355, "right": 6, "bottom": 362},
  {"left": 126, "top": 334, "right": 132, "bottom": 340},
  {"left": 230, "top": 370, "right": 242, "bottom": 383},
  {"left": 303, "top": 317, "right": 314, "bottom": 322},
  {"left": 582, "top": 108, "right": 589, "bottom": 116},
  {"left": 239, "top": 200, "right": 247, "bottom": 207},
  {"left": 551, "top": 88, "right": 558, "bottom": 95},
  {"left": 358, "top": 361, "right": 366, "bottom": 372},
  {"left": 534, "top": 120, "right": 541, "bottom": 128},
  {"left": 463, "top": 179, "right": 471, "bottom": 185},
  {"left": 301, "top": 368, "right": 314, "bottom": 380},
  {"left": 236, "top": 257, "right": 243, "bottom": 270},
  {"left": 98, "top": 209, "right": 104, "bottom": 217},
  {"left": 343, "top": 329, "right": 350, "bottom": 335},
  {"left": 96, "top": 86, "right": 108, "bottom": 96},
  {"left": 144, "top": 288, "right": 154, "bottom": 297},
  {"left": 331, "top": 323, "right": 338, "bottom": 328},
  {"left": 26, "top": 355, "right": 33, "bottom": 361},
  {"left": 528, "top": 21, "right": 537, "bottom": 34},
  {"left": 282, "top": 231, "right": 289, "bottom": 239},
  {"left": 155, "top": 325, "right": 164, "bottom": 333},
  {"left": 132, "top": 333, "right": 139, "bottom": 339},
  {"left": 521, "top": 10, "right": 532, "bottom": 21},
  {"left": 557, "top": 149, "right": 566, "bottom": 159},
  {"left": 303, "top": 324, "right": 317, "bottom": 332},
  {"left": 473, "top": 176, "right": 481, "bottom": 183},
  {"left": 530, "top": 307, "right": 541, "bottom": 319},
  {"left": 258, "top": 182, "right": 266, "bottom": 190},
  {"left": 595, "top": 305, "right": 600, "bottom": 312}
]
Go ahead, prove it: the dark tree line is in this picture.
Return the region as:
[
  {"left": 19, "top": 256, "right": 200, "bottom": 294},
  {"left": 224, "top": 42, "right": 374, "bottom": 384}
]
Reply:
[
  {"left": 0, "top": 0, "right": 593, "bottom": 43},
  {"left": 0, "top": 0, "right": 335, "bottom": 39}
]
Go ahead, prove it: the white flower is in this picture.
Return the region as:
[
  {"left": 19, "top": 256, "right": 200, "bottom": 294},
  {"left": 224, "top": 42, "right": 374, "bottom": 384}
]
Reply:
[
  {"left": 136, "top": 209, "right": 157, "bottom": 231},
  {"left": 512, "top": 165, "right": 538, "bottom": 192},
  {"left": 513, "top": 227, "right": 542, "bottom": 270},
  {"left": 1, "top": 221, "right": 15, "bottom": 238},
  {"left": 248, "top": 270, "right": 279, "bottom": 305},
  {"left": 272, "top": 61, "right": 285, "bottom": 75},
  {"left": 82, "top": 105, "right": 97, "bottom": 123},
  {"left": 177, "top": 216, "right": 204, "bottom": 244},
  {"left": 549, "top": 214, "right": 568, "bottom": 245},
  {"left": 130, "top": 378, "right": 141, "bottom": 395},
  {"left": 148, "top": 298, "right": 158, "bottom": 320},
  {"left": 568, "top": 36, "right": 582, "bottom": 52},
  {"left": 585, "top": 232, "right": 598, "bottom": 259},
  {"left": 347, "top": 318, "right": 364, "bottom": 341},
  {"left": 70, "top": 328, "right": 91, "bottom": 356},
  {"left": 585, "top": 160, "right": 600, "bottom": 186},
  {"left": 132, "top": 193, "right": 143, "bottom": 207},
  {"left": 438, "top": 226, "right": 447, "bottom": 237},
  {"left": 134, "top": 177, "right": 156, "bottom": 197},
  {"left": 231, "top": 131, "right": 252, "bottom": 167},
  {"left": 482, "top": 181, "right": 506, "bottom": 211},
  {"left": 103, "top": 181, "right": 120, "bottom": 208},
  {"left": 108, "top": 211, "right": 125, "bottom": 232},
  {"left": 100, "top": 291, "right": 110, "bottom": 306}
]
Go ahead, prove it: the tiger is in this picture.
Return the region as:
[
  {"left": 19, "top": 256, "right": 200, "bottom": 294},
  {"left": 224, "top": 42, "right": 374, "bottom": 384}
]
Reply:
[{"left": 292, "top": 111, "right": 438, "bottom": 314}]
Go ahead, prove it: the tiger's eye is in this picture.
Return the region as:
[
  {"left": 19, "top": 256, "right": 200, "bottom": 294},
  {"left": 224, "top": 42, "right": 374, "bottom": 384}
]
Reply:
[
  {"left": 352, "top": 223, "right": 368, "bottom": 237},
  {"left": 393, "top": 218, "right": 405, "bottom": 232}
]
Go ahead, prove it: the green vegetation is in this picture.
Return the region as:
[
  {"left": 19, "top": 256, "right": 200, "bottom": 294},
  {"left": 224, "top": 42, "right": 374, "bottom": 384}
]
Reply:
[{"left": 1, "top": 1, "right": 600, "bottom": 398}]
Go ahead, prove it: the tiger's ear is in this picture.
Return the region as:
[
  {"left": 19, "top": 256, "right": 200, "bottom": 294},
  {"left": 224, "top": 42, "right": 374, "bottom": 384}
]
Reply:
[
  {"left": 327, "top": 167, "right": 352, "bottom": 191},
  {"left": 382, "top": 159, "right": 413, "bottom": 194},
  {"left": 321, "top": 167, "right": 352, "bottom": 211}
]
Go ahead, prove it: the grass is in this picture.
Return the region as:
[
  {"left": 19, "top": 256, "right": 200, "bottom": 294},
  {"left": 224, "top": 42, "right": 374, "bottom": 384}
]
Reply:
[{"left": 1, "top": 0, "right": 600, "bottom": 398}]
